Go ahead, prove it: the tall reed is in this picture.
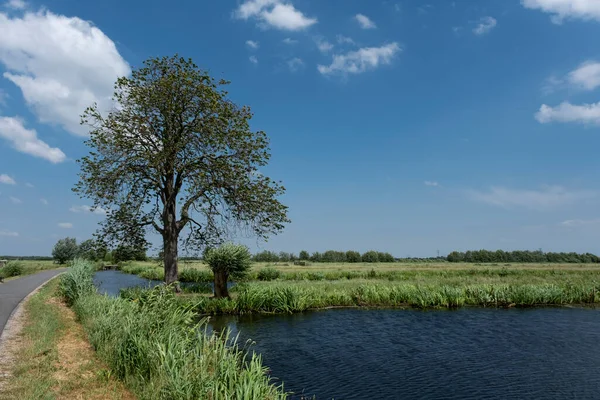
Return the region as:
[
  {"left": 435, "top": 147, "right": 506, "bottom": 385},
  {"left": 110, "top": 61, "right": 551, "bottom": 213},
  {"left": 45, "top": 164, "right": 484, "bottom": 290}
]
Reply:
[{"left": 61, "top": 259, "right": 287, "bottom": 399}]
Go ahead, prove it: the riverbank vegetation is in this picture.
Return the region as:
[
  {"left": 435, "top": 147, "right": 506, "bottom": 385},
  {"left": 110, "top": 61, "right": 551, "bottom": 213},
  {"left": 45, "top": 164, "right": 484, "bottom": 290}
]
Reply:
[
  {"left": 0, "top": 260, "right": 61, "bottom": 281},
  {"left": 1, "top": 278, "right": 132, "bottom": 399},
  {"left": 61, "top": 260, "right": 287, "bottom": 399},
  {"left": 115, "top": 260, "right": 600, "bottom": 313}
]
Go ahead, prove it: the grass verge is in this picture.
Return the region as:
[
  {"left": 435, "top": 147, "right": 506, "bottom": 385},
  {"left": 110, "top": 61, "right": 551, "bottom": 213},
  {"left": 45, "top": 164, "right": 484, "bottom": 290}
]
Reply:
[
  {"left": 62, "top": 260, "right": 287, "bottom": 400},
  {"left": 1, "top": 277, "right": 133, "bottom": 399}
]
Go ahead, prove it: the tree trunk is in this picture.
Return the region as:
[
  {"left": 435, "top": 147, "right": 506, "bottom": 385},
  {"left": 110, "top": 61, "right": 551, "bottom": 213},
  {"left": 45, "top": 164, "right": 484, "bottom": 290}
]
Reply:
[
  {"left": 163, "top": 199, "right": 180, "bottom": 292},
  {"left": 214, "top": 270, "right": 229, "bottom": 298}
]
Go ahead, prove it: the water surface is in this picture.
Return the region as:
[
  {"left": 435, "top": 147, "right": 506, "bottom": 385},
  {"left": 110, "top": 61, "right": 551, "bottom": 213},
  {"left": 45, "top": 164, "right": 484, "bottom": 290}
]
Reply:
[{"left": 212, "top": 308, "right": 600, "bottom": 399}]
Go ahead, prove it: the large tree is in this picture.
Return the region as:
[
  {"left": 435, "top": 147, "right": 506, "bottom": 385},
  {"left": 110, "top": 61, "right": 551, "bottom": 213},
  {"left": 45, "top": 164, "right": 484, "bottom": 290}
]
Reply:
[{"left": 74, "top": 55, "right": 289, "bottom": 288}]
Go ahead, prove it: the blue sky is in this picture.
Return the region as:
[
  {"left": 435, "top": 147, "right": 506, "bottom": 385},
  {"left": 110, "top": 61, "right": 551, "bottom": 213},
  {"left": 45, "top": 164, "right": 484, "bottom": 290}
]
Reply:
[{"left": 1, "top": 0, "right": 600, "bottom": 257}]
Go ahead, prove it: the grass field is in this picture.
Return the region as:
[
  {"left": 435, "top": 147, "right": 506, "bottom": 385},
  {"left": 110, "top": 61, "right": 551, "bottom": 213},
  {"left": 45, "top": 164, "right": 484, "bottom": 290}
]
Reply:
[
  {"left": 0, "top": 260, "right": 62, "bottom": 281},
  {"left": 113, "top": 260, "right": 600, "bottom": 313}
]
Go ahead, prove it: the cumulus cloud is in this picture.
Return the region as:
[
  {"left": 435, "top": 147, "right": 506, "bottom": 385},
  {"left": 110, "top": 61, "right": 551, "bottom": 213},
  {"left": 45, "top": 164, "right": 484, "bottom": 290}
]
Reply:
[
  {"left": 246, "top": 40, "right": 259, "bottom": 49},
  {"left": 4, "top": 0, "right": 26, "bottom": 10},
  {"left": 287, "top": 57, "right": 304, "bottom": 72},
  {"left": 522, "top": 0, "right": 600, "bottom": 23},
  {"left": 0, "top": 229, "right": 18, "bottom": 236},
  {"left": 0, "top": 116, "right": 66, "bottom": 162},
  {"left": 568, "top": 61, "right": 600, "bottom": 91},
  {"left": 468, "top": 185, "right": 596, "bottom": 209},
  {"left": 473, "top": 16, "right": 497, "bottom": 35},
  {"left": 249, "top": 56, "right": 258, "bottom": 65},
  {"left": 69, "top": 204, "right": 107, "bottom": 215},
  {"left": 234, "top": 0, "right": 317, "bottom": 31},
  {"left": 0, "top": 173, "right": 15, "bottom": 184},
  {"left": 9, "top": 195, "right": 21, "bottom": 204},
  {"left": 336, "top": 35, "right": 355, "bottom": 45},
  {"left": 315, "top": 37, "right": 333, "bottom": 53},
  {"left": 58, "top": 222, "right": 72, "bottom": 228},
  {"left": 355, "top": 14, "right": 376, "bottom": 29},
  {"left": 317, "top": 43, "right": 401, "bottom": 76},
  {"left": 424, "top": 181, "right": 439, "bottom": 187},
  {"left": 0, "top": 9, "right": 130, "bottom": 136},
  {"left": 535, "top": 102, "right": 600, "bottom": 125}
]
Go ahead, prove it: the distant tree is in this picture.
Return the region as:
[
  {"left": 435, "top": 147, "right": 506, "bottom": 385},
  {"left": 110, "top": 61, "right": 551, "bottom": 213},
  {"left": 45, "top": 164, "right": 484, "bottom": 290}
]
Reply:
[
  {"left": 309, "top": 251, "right": 322, "bottom": 262},
  {"left": 204, "top": 243, "right": 251, "bottom": 298},
  {"left": 377, "top": 252, "right": 395, "bottom": 263},
  {"left": 278, "top": 251, "right": 291, "bottom": 262},
  {"left": 299, "top": 250, "right": 309, "bottom": 260},
  {"left": 77, "top": 239, "right": 107, "bottom": 261},
  {"left": 113, "top": 244, "right": 147, "bottom": 263},
  {"left": 52, "top": 237, "right": 78, "bottom": 264},
  {"left": 253, "top": 250, "right": 279, "bottom": 262},
  {"left": 73, "top": 55, "right": 288, "bottom": 289},
  {"left": 361, "top": 250, "right": 379, "bottom": 263},
  {"left": 345, "top": 250, "right": 361, "bottom": 263}
]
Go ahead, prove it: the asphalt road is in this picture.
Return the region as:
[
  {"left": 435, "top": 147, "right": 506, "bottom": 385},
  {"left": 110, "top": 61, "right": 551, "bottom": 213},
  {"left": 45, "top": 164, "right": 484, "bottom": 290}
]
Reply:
[{"left": 0, "top": 269, "right": 66, "bottom": 337}]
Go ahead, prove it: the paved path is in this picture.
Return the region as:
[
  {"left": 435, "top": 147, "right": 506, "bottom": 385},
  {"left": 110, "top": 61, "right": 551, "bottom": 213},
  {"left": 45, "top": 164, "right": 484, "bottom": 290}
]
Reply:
[{"left": 0, "top": 269, "right": 66, "bottom": 336}]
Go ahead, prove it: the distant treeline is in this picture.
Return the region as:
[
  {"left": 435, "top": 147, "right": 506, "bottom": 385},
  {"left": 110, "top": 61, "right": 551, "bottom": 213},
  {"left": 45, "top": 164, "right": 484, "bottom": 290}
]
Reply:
[
  {"left": 253, "top": 250, "right": 396, "bottom": 263},
  {"left": 447, "top": 250, "right": 600, "bottom": 263},
  {"left": 0, "top": 255, "right": 53, "bottom": 261}
]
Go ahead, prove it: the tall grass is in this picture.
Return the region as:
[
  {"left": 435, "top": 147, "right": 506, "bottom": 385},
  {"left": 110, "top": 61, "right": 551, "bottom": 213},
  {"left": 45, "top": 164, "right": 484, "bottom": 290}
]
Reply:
[
  {"left": 61, "top": 259, "right": 287, "bottom": 399},
  {"left": 167, "top": 280, "right": 600, "bottom": 315}
]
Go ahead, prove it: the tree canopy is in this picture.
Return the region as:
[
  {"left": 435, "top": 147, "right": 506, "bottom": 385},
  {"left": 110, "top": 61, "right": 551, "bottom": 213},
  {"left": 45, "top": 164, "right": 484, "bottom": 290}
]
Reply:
[{"left": 74, "top": 55, "right": 289, "bottom": 286}]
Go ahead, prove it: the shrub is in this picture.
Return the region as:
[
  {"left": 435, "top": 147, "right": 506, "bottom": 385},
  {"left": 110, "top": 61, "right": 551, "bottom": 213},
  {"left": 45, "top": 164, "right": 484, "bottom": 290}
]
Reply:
[
  {"left": 179, "top": 268, "right": 213, "bottom": 283},
  {"left": 257, "top": 267, "right": 281, "bottom": 281},
  {"left": 1, "top": 261, "right": 24, "bottom": 278}
]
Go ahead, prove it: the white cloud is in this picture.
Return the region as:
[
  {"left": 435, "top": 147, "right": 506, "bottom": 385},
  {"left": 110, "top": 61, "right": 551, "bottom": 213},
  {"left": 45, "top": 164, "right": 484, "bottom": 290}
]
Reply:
[
  {"left": 560, "top": 218, "right": 600, "bottom": 227},
  {"left": 69, "top": 204, "right": 107, "bottom": 215},
  {"left": 246, "top": 40, "right": 259, "bottom": 49},
  {"left": 4, "top": 0, "right": 26, "bottom": 10},
  {"left": 522, "top": 0, "right": 600, "bottom": 23},
  {"left": 0, "top": 229, "right": 18, "bottom": 236},
  {"left": 287, "top": 57, "right": 304, "bottom": 72},
  {"left": 40, "top": 198, "right": 48, "bottom": 205},
  {"left": 249, "top": 55, "right": 258, "bottom": 65},
  {"left": 9, "top": 195, "right": 21, "bottom": 204},
  {"left": 336, "top": 35, "right": 355, "bottom": 45},
  {"left": 568, "top": 61, "right": 600, "bottom": 91},
  {"left": 317, "top": 43, "right": 401, "bottom": 76},
  {"left": 282, "top": 37, "right": 298, "bottom": 44},
  {"left": 0, "top": 116, "right": 66, "bottom": 162},
  {"left": 234, "top": 0, "right": 317, "bottom": 31},
  {"left": 0, "top": 173, "right": 15, "bottom": 184},
  {"left": 535, "top": 102, "right": 600, "bottom": 125},
  {"left": 24, "top": 182, "right": 33, "bottom": 187},
  {"left": 424, "top": 181, "right": 439, "bottom": 187},
  {"left": 316, "top": 37, "right": 333, "bottom": 53},
  {"left": 473, "top": 16, "right": 497, "bottom": 35},
  {"left": 58, "top": 222, "right": 73, "bottom": 228},
  {"left": 355, "top": 14, "right": 376, "bottom": 29},
  {"left": 468, "top": 185, "right": 596, "bottom": 209},
  {"left": 0, "top": 88, "right": 6, "bottom": 106},
  {"left": 0, "top": 9, "right": 130, "bottom": 136}
]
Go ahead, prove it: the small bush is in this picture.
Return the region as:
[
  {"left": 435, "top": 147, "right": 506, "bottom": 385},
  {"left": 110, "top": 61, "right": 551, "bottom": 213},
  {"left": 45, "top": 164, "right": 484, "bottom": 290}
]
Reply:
[
  {"left": 257, "top": 267, "right": 281, "bottom": 281},
  {"left": 179, "top": 268, "right": 213, "bottom": 283},
  {"left": 1, "top": 261, "right": 24, "bottom": 277}
]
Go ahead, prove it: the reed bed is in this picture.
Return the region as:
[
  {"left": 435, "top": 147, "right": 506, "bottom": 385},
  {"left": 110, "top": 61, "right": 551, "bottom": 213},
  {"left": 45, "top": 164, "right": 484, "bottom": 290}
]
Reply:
[
  {"left": 167, "top": 280, "right": 600, "bottom": 315},
  {"left": 61, "top": 260, "right": 287, "bottom": 400}
]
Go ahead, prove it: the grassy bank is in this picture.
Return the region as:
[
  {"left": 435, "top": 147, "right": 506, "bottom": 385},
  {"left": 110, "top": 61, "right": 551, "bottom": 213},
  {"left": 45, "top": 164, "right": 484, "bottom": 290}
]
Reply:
[
  {"left": 61, "top": 260, "right": 287, "bottom": 399},
  {"left": 1, "top": 278, "right": 132, "bottom": 399},
  {"left": 161, "top": 279, "right": 600, "bottom": 315}
]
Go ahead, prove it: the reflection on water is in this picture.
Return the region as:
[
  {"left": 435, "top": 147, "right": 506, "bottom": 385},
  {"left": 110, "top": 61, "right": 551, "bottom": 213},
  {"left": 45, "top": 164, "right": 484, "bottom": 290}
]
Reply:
[{"left": 210, "top": 308, "right": 600, "bottom": 400}]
